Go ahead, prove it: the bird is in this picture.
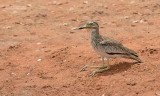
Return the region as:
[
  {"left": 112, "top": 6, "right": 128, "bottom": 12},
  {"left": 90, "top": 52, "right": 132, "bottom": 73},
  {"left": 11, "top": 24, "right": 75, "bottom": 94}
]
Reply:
[{"left": 78, "top": 20, "right": 143, "bottom": 76}]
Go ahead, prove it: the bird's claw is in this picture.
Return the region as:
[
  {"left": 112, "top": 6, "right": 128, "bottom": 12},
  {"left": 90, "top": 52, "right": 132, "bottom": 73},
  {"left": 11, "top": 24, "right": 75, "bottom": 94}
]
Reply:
[
  {"left": 89, "top": 71, "right": 96, "bottom": 77},
  {"left": 80, "top": 65, "right": 88, "bottom": 72}
]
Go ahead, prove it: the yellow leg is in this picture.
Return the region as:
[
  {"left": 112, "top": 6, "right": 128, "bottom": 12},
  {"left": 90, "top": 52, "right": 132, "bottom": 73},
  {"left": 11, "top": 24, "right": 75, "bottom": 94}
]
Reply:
[
  {"left": 80, "top": 57, "right": 105, "bottom": 72},
  {"left": 89, "top": 58, "right": 110, "bottom": 77}
]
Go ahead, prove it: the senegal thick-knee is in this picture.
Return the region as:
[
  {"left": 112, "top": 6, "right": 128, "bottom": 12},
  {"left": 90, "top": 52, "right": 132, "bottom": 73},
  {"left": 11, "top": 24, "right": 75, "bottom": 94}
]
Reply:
[{"left": 78, "top": 20, "right": 142, "bottom": 76}]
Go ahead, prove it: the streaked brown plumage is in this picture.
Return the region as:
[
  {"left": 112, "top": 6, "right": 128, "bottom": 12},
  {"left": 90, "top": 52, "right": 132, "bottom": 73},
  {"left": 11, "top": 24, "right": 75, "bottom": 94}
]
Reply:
[{"left": 78, "top": 20, "right": 142, "bottom": 76}]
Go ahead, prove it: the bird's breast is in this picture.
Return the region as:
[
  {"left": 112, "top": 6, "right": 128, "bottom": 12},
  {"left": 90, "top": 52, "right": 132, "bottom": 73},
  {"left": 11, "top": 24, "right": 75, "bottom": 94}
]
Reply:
[{"left": 91, "top": 40, "right": 107, "bottom": 56}]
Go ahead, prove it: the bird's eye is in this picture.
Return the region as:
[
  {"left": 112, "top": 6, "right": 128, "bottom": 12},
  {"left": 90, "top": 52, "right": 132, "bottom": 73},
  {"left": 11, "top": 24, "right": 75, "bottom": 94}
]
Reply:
[{"left": 89, "top": 22, "right": 94, "bottom": 26}]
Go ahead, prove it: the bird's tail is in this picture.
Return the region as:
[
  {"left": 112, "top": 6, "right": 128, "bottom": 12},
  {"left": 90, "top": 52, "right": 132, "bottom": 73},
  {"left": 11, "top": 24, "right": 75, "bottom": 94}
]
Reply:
[{"left": 129, "top": 54, "right": 143, "bottom": 63}]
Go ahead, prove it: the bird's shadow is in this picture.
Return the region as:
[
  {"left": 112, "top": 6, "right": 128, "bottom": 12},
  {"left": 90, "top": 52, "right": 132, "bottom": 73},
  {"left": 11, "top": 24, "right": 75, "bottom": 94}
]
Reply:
[{"left": 97, "top": 62, "right": 137, "bottom": 76}]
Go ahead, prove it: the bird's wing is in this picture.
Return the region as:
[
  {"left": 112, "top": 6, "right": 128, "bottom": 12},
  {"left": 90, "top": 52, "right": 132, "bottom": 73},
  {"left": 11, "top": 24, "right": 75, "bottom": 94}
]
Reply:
[{"left": 100, "top": 36, "right": 137, "bottom": 54}]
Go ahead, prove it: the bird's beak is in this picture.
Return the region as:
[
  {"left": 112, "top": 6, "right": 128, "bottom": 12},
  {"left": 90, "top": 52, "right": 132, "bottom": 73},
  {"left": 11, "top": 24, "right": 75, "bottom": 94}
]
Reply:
[{"left": 78, "top": 26, "right": 87, "bottom": 29}]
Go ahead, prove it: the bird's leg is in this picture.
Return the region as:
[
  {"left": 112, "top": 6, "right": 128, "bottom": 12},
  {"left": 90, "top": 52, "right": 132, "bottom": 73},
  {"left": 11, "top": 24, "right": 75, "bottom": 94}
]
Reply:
[
  {"left": 89, "top": 58, "right": 110, "bottom": 77},
  {"left": 101, "top": 56, "right": 105, "bottom": 68},
  {"left": 80, "top": 57, "right": 105, "bottom": 72}
]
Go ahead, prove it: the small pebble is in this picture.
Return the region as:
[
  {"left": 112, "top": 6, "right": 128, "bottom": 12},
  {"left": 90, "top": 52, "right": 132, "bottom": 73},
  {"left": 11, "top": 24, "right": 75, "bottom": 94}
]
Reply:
[
  {"left": 140, "top": 20, "right": 144, "bottom": 23},
  {"left": 26, "top": 73, "right": 31, "bottom": 75},
  {"left": 133, "top": 12, "right": 138, "bottom": 14},
  {"left": 83, "top": 1, "right": 88, "bottom": 4},
  {"left": 133, "top": 20, "right": 139, "bottom": 23},
  {"left": 72, "top": 46, "right": 76, "bottom": 48},
  {"left": 57, "top": 3, "right": 63, "bottom": 5},
  {"left": 70, "top": 31, "right": 75, "bottom": 34},
  {"left": 63, "top": 23, "right": 68, "bottom": 26},
  {"left": 53, "top": 1, "right": 57, "bottom": 5},
  {"left": 37, "top": 42, "right": 41, "bottom": 45},
  {"left": 63, "top": 60, "right": 66, "bottom": 62},
  {"left": 104, "top": 5, "right": 108, "bottom": 9},
  {"left": 102, "top": 94, "right": 105, "bottom": 96},
  {"left": 51, "top": 11, "right": 54, "bottom": 13},
  {"left": 124, "top": 16, "right": 129, "bottom": 19},
  {"left": 69, "top": 7, "right": 74, "bottom": 11},
  {"left": 37, "top": 59, "right": 42, "bottom": 62},
  {"left": 131, "top": 24, "right": 136, "bottom": 27},
  {"left": 126, "top": 82, "right": 136, "bottom": 86},
  {"left": 15, "top": 22, "right": 22, "bottom": 24},
  {"left": 0, "top": 5, "right": 6, "bottom": 8},
  {"left": 155, "top": 92, "right": 160, "bottom": 96},
  {"left": 53, "top": 1, "right": 62, "bottom": 5},
  {"left": 11, "top": 72, "right": 16, "bottom": 75},
  {"left": 3, "top": 26, "right": 12, "bottom": 29},
  {"left": 27, "top": 4, "right": 32, "bottom": 7},
  {"left": 92, "top": 61, "right": 96, "bottom": 63}
]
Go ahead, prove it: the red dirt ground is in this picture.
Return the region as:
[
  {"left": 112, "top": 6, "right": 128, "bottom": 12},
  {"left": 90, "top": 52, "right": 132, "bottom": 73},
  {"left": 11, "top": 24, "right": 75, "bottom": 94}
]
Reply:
[{"left": 0, "top": 0, "right": 160, "bottom": 96}]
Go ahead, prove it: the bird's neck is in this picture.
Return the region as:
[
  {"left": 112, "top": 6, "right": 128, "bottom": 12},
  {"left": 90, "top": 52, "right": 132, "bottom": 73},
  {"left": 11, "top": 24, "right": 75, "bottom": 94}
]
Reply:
[{"left": 90, "top": 28, "right": 100, "bottom": 39}]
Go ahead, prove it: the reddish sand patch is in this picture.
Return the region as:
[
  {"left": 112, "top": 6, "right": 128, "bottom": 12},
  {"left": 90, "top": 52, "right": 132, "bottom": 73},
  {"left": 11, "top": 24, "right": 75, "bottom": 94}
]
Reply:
[{"left": 0, "top": 0, "right": 160, "bottom": 96}]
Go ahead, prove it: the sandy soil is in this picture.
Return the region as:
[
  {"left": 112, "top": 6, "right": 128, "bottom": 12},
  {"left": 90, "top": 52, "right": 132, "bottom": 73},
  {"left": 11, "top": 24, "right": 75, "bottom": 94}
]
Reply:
[{"left": 0, "top": 0, "right": 160, "bottom": 96}]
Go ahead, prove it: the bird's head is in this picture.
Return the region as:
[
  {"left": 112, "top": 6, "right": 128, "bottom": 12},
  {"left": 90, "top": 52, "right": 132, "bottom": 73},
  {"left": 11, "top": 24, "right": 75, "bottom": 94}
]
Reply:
[{"left": 78, "top": 20, "right": 99, "bottom": 30}]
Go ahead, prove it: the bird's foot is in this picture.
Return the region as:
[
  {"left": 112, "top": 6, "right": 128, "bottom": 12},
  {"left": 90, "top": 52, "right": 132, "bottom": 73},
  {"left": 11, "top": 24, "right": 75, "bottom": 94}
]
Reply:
[
  {"left": 80, "top": 65, "right": 88, "bottom": 71},
  {"left": 89, "top": 71, "right": 96, "bottom": 77},
  {"left": 88, "top": 66, "right": 110, "bottom": 77},
  {"left": 80, "top": 65, "right": 105, "bottom": 72}
]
